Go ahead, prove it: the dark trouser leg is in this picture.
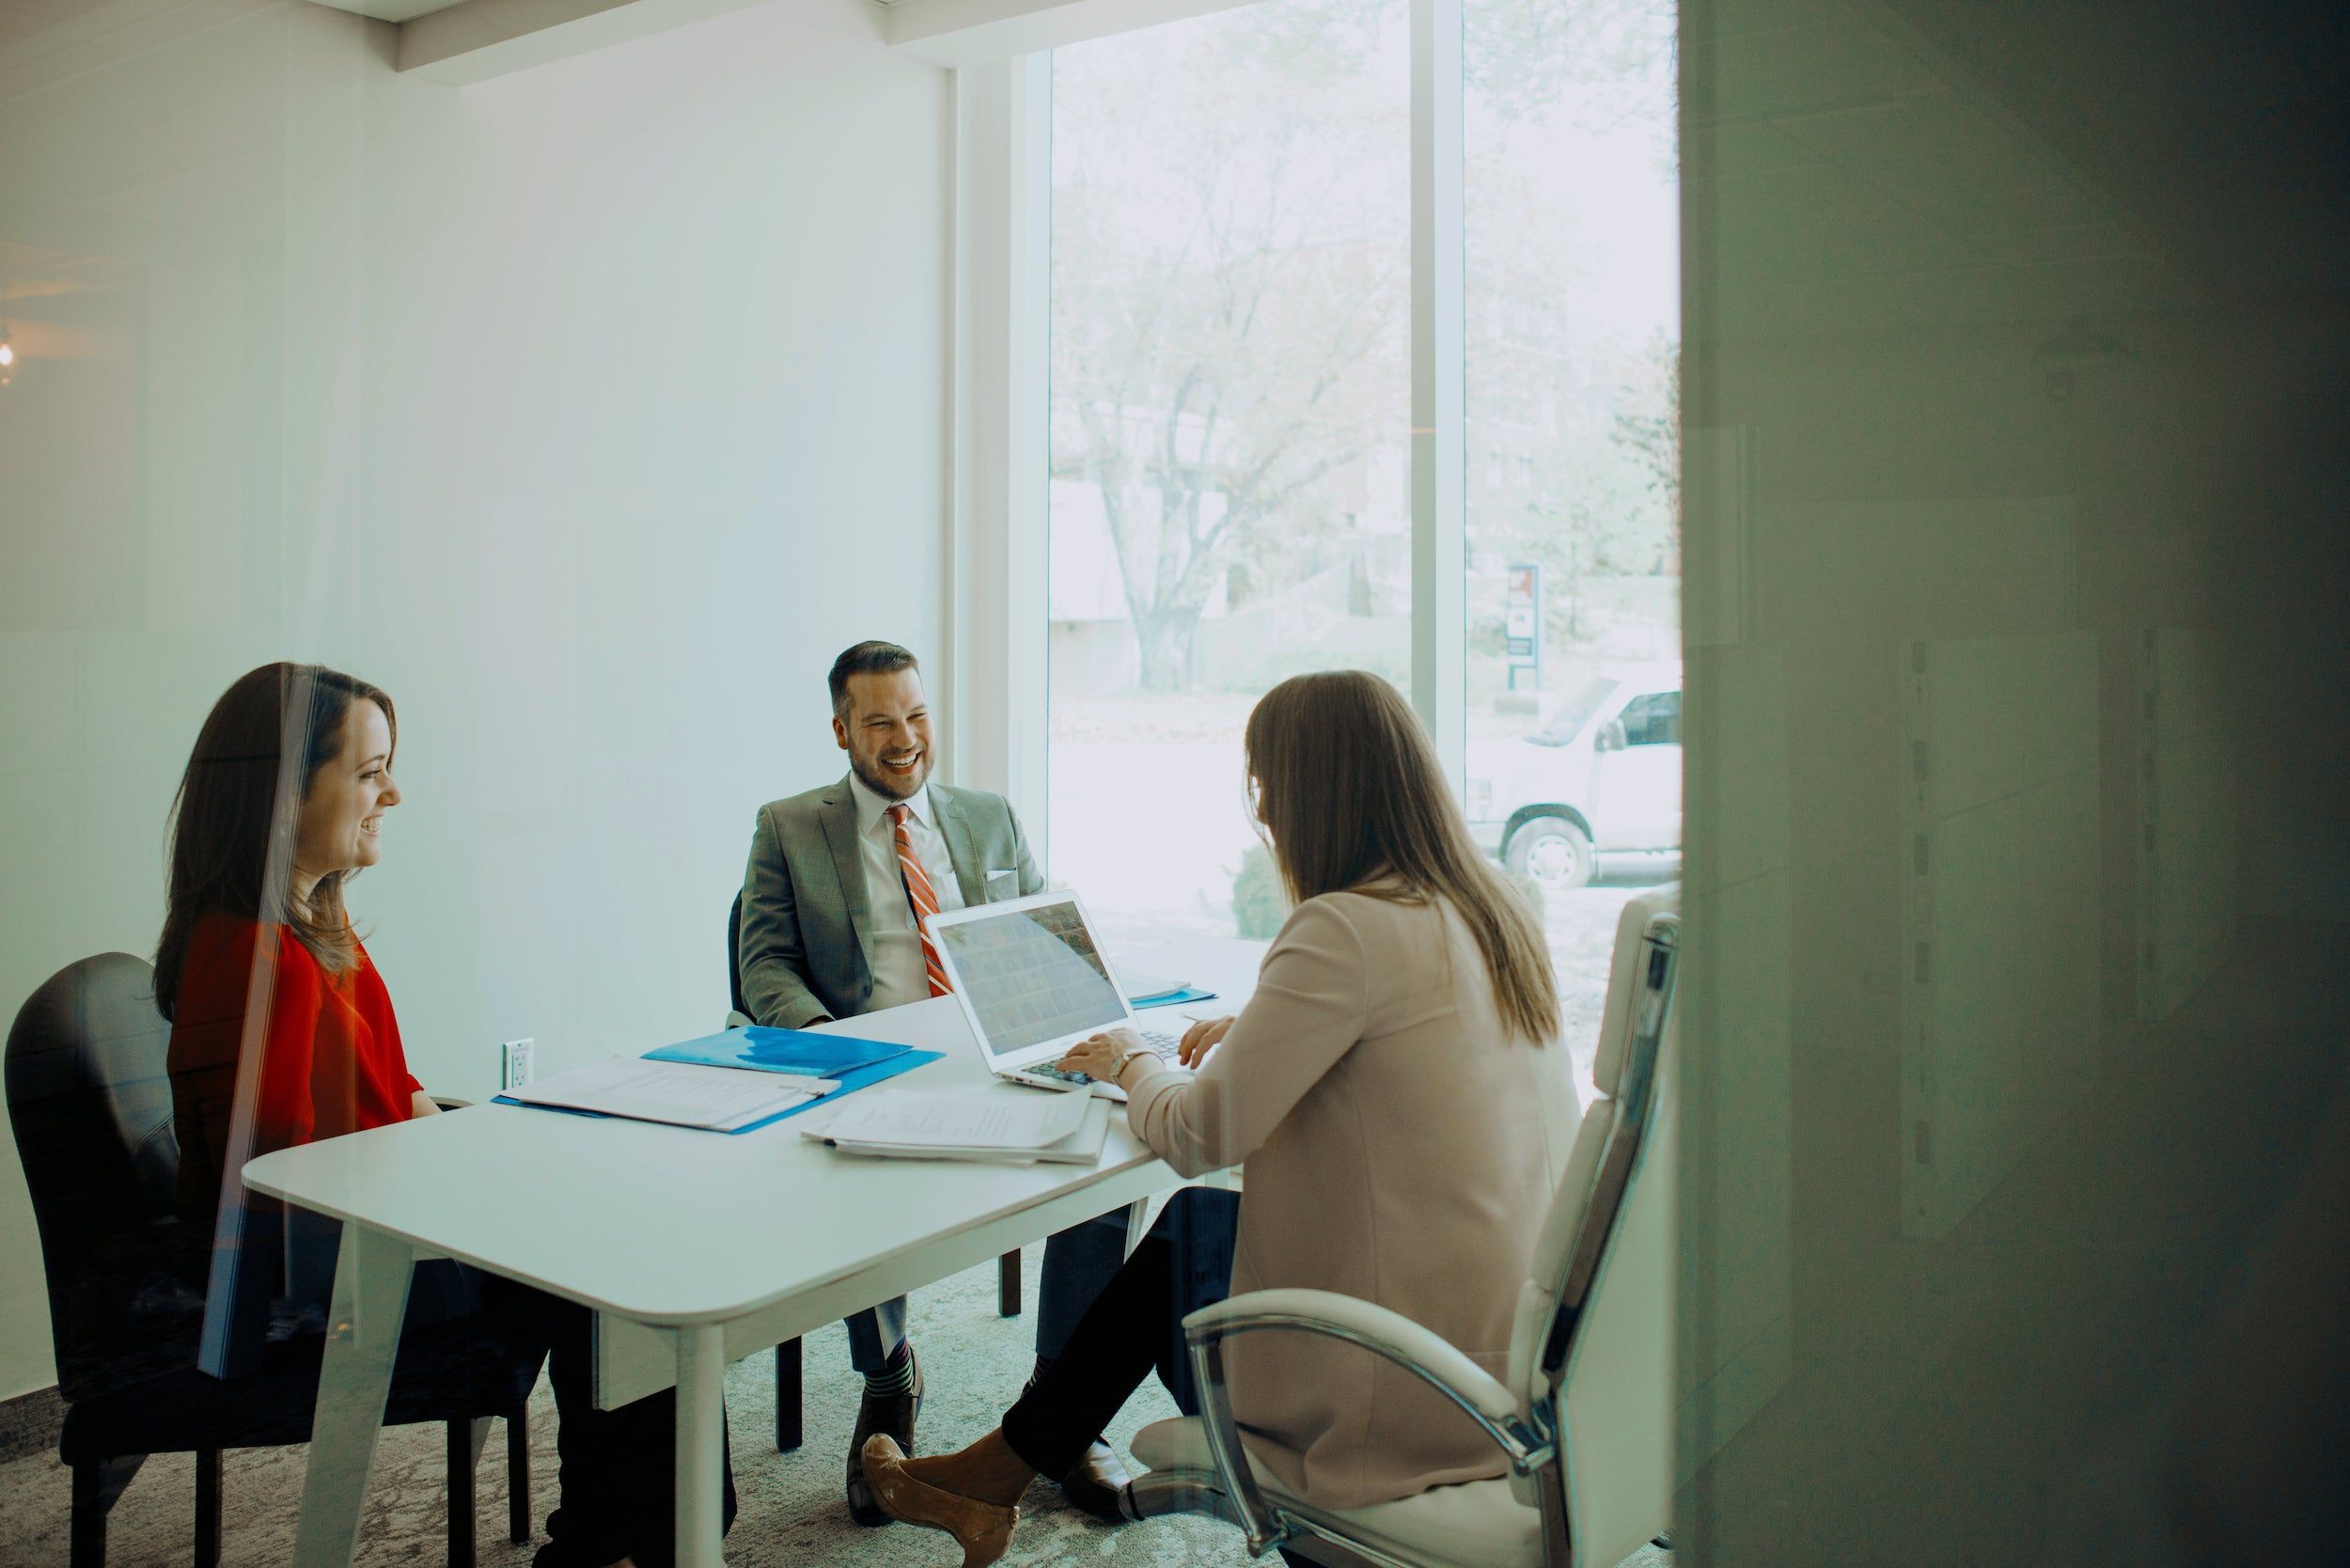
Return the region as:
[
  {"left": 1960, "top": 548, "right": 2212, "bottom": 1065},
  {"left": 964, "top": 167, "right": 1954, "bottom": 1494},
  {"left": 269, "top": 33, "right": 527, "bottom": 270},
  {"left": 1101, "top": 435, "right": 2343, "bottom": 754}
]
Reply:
[
  {"left": 1151, "top": 1187, "right": 1241, "bottom": 1416},
  {"left": 569, "top": 1388, "right": 735, "bottom": 1568},
  {"left": 1000, "top": 1234, "right": 1177, "bottom": 1481},
  {"left": 70, "top": 1460, "right": 102, "bottom": 1568},
  {"left": 507, "top": 1412, "right": 530, "bottom": 1544},
  {"left": 478, "top": 1276, "right": 738, "bottom": 1568},
  {"left": 194, "top": 1448, "right": 223, "bottom": 1568},
  {"left": 1035, "top": 1213, "right": 1131, "bottom": 1363},
  {"left": 1038, "top": 1190, "right": 1241, "bottom": 1386},
  {"left": 845, "top": 1298, "right": 910, "bottom": 1375},
  {"left": 446, "top": 1420, "right": 478, "bottom": 1568}
]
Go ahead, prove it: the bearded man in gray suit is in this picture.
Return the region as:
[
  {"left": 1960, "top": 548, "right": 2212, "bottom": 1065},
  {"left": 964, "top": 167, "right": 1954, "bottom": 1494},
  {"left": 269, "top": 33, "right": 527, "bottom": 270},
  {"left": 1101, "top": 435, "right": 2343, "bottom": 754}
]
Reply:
[{"left": 738, "top": 640, "right": 1132, "bottom": 1528}]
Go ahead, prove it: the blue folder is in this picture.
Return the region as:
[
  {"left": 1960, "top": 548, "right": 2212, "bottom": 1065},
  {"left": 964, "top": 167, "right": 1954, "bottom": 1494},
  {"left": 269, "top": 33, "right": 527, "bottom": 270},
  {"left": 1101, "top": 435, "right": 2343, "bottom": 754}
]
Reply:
[
  {"left": 1132, "top": 987, "right": 1216, "bottom": 1009},
  {"left": 645, "top": 1026, "right": 912, "bottom": 1078},
  {"left": 493, "top": 1048, "right": 942, "bottom": 1136}
]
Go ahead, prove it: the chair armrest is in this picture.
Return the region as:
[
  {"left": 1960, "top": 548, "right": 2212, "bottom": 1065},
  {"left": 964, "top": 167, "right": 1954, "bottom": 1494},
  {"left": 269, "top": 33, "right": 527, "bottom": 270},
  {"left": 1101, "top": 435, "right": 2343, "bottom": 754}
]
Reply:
[
  {"left": 1184, "top": 1288, "right": 1551, "bottom": 1469},
  {"left": 1174, "top": 1289, "right": 1553, "bottom": 1556}
]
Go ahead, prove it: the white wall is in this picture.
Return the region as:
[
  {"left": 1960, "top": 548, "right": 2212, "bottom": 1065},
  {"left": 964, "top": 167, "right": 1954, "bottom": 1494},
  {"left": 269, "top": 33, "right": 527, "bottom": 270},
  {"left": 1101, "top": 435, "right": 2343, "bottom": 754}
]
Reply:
[{"left": 0, "top": 0, "right": 948, "bottom": 1400}]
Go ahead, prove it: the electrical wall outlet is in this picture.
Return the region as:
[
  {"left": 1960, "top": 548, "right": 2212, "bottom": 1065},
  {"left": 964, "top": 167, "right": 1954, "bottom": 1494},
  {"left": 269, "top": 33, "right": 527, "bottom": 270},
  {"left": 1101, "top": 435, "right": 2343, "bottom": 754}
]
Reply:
[{"left": 500, "top": 1038, "right": 535, "bottom": 1091}]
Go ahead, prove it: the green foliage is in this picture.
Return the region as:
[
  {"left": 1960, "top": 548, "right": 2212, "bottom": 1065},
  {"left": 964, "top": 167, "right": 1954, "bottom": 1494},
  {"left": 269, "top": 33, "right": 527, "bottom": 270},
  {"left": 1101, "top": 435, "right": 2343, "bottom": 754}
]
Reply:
[{"left": 1230, "top": 842, "right": 1290, "bottom": 940}]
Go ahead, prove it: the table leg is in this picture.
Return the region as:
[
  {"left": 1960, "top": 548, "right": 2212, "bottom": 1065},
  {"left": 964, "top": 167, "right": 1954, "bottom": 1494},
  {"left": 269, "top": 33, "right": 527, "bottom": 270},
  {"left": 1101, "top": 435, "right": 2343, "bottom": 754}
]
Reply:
[
  {"left": 293, "top": 1223, "right": 415, "bottom": 1567},
  {"left": 674, "top": 1324, "right": 727, "bottom": 1567}
]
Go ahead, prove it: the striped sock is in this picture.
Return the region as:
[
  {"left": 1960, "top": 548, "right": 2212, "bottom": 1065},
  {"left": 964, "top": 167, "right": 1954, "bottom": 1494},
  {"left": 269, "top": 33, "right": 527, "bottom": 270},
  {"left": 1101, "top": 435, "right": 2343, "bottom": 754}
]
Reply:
[{"left": 862, "top": 1340, "right": 916, "bottom": 1398}]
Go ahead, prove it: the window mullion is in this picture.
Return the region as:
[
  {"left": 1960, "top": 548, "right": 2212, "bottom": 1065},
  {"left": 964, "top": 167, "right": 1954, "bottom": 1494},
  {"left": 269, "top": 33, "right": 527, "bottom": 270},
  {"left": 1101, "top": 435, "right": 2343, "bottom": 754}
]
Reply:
[{"left": 1411, "top": 0, "right": 1467, "bottom": 786}]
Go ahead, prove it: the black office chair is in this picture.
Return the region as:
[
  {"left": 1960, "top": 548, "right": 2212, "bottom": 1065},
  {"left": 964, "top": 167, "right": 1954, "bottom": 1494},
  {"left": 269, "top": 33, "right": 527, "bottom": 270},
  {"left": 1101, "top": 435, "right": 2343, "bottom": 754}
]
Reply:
[
  {"left": 727, "top": 893, "right": 1025, "bottom": 1453},
  {"left": 5, "top": 952, "right": 535, "bottom": 1568}
]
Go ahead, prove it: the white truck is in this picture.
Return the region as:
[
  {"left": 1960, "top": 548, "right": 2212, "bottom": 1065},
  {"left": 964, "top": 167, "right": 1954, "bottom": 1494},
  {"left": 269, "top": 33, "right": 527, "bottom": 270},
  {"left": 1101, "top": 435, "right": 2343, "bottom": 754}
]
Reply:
[{"left": 1465, "top": 661, "right": 1683, "bottom": 892}]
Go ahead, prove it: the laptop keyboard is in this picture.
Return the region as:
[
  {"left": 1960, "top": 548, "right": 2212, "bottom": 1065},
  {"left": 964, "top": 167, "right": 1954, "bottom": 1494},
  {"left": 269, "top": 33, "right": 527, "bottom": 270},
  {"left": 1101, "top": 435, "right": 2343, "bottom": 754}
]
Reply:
[{"left": 1028, "top": 1028, "right": 1184, "bottom": 1085}]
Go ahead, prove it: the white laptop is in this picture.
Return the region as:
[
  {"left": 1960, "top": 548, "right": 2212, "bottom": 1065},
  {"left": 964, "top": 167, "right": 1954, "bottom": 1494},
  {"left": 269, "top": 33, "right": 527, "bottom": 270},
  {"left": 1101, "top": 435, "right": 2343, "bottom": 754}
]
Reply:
[{"left": 925, "top": 890, "right": 1186, "bottom": 1100}]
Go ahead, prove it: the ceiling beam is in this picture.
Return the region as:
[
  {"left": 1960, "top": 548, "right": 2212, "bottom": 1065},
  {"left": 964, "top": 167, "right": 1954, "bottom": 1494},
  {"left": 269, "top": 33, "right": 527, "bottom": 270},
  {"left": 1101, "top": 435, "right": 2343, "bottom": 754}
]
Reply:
[
  {"left": 398, "top": 0, "right": 884, "bottom": 82},
  {"left": 884, "top": 0, "right": 1250, "bottom": 68},
  {"left": 390, "top": 0, "right": 1250, "bottom": 82}
]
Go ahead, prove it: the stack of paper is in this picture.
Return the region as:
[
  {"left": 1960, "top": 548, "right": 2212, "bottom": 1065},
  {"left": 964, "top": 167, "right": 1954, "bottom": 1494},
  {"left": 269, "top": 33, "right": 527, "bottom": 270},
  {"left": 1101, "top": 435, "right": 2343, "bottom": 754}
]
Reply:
[
  {"left": 1116, "top": 965, "right": 1215, "bottom": 1008},
  {"left": 508, "top": 1058, "right": 837, "bottom": 1132},
  {"left": 1118, "top": 968, "right": 1189, "bottom": 1002},
  {"left": 806, "top": 1088, "right": 1111, "bottom": 1165}
]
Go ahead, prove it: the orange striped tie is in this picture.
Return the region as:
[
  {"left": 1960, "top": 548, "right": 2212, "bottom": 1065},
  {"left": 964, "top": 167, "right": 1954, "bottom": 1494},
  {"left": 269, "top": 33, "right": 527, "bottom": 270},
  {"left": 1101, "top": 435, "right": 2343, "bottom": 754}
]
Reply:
[{"left": 887, "top": 802, "right": 953, "bottom": 997}]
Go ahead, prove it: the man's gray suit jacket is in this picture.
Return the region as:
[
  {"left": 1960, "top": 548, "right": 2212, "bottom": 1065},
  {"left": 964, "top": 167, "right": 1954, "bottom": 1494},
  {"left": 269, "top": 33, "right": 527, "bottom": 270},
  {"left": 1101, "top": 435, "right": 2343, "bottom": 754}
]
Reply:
[{"left": 737, "top": 775, "right": 1045, "bottom": 1028}]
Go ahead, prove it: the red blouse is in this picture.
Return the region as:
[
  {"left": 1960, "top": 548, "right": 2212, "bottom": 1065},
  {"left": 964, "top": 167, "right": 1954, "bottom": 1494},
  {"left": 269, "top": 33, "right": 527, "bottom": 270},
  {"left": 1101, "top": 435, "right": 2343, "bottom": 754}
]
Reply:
[{"left": 167, "top": 912, "right": 422, "bottom": 1228}]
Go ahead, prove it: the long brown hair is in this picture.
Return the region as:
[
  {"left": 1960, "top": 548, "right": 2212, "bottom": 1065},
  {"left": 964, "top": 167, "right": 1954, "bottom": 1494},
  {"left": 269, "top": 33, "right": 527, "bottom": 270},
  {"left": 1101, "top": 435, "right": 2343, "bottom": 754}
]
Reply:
[
  {"left": 1245, "top": 670, "right": 1560, "bottom": 1044},
  {"left": 153, "top": 663, "right": 397, "bottom": 1021}
]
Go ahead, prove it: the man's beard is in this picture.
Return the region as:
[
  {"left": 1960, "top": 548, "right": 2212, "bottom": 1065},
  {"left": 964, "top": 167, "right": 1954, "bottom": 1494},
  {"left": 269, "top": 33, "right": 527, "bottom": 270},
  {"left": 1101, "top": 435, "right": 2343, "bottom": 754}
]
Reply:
[{"left": 850, "top": 750, "right": 930, "bottom": 802}]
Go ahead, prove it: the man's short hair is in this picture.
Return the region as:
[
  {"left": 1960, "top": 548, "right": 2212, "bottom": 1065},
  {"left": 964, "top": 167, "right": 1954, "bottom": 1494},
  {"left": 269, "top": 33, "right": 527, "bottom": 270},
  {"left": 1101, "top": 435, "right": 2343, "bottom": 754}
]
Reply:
[{"left": 829, "top": 641, "right": 922, "bottom": 719}]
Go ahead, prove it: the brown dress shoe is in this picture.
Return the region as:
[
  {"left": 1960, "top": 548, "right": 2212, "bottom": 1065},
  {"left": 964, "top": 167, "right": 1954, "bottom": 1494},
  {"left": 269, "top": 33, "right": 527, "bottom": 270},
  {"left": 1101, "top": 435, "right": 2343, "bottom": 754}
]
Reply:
[
  {"left": 862, "top": 1435, "right": 1019, "bottom": 1568},
  {"left": 846, "top": 1347, "right": 923, "bottom": 1526},
  {"left": 1057, "top": 1439, "right": 1132, "bottom": 1523},
  {"left": 1018, "top": 1374, "right": 1131, "bottom": 1523}
]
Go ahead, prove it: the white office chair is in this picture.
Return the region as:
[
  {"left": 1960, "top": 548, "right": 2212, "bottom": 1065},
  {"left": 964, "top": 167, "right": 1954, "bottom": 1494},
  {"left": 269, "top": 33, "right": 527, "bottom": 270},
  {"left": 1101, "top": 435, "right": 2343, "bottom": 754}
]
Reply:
[{"left": 1121, "top": 887, "right": 1681, "bottom": 1568}]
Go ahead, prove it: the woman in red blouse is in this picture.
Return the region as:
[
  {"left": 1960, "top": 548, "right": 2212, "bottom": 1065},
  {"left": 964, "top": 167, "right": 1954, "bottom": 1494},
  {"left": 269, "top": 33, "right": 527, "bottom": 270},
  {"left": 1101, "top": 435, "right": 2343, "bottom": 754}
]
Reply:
[
  {"left": 156, "top": 664, "right": 732, "bottom": 1568},
  {"left": 167, "top": 912, "right": 421, "bottom": 1174}
]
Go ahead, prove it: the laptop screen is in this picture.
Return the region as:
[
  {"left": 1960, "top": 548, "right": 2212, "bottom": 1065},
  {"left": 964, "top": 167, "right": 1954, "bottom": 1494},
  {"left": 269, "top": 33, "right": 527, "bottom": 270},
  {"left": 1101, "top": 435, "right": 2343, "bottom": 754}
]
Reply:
[{"left": 932, "top": 896, "right": 1128, "bottom": 1059}]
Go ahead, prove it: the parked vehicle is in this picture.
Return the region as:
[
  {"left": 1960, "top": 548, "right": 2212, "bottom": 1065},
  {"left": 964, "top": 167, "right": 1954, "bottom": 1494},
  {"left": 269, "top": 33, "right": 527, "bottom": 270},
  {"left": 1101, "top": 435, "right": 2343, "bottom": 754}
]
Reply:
[{"left": 1466, "top": 662, "right": 1683, "bottom": 892}]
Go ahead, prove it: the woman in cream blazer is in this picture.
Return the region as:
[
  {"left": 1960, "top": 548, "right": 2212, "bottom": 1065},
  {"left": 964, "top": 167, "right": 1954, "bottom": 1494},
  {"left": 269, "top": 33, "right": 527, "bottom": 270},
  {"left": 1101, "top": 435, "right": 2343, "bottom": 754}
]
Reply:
[{"left": 862, "top": 669, "right": 1579, "bottom": 1564}]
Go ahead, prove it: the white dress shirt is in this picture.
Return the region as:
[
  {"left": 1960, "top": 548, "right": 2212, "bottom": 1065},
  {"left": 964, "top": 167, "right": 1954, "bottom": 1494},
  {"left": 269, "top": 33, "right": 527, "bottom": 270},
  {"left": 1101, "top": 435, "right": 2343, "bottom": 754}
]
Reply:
[{"left": 848, "top": 773, "right": 968, "bottom": 1011}]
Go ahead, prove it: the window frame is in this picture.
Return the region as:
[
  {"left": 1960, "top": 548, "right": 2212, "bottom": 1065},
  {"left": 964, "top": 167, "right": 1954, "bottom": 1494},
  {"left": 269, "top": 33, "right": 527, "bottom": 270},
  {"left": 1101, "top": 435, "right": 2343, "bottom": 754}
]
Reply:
[{"left": 950, "top": 0, "right": 1471, "bottom": 846}]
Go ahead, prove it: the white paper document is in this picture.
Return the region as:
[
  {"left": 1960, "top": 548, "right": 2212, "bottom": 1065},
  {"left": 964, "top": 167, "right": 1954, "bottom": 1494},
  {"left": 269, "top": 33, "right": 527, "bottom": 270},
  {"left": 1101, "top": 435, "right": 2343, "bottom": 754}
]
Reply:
[
  {"left": 1115, "top": 966, "right": 1188, "bottom": 1000},
  {"left": 816, "top": 1088, "right": 1092, "bottom": 1152},
  {"left": 509, "top": 1057, "right": 835, "bottom": 1131}
]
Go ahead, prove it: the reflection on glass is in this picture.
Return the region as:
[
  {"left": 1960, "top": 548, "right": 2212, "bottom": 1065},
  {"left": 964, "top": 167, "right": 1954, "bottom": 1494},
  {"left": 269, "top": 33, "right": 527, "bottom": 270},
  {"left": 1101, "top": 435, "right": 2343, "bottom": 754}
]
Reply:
[{"left": 1046, "top": 0, "right": 1410, "bottom": 949}]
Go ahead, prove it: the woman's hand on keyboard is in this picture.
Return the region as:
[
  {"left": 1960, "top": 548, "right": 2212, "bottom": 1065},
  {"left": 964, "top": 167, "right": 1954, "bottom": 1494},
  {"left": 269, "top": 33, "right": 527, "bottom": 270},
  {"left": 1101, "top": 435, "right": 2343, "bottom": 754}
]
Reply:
[
  {"left": 1177, "top": 1014, "right": 1236, "bottom": 1067},
  {"left": 1058, "top": 1027, "right": 1144, "bottom": 1085}
]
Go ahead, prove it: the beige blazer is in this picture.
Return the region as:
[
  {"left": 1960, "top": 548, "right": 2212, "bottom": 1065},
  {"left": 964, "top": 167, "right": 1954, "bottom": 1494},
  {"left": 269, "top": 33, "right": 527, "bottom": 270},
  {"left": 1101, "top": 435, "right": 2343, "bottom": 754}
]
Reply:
[{"left": 1125, "top": 885, "right": 1579, "bottom": 1511}]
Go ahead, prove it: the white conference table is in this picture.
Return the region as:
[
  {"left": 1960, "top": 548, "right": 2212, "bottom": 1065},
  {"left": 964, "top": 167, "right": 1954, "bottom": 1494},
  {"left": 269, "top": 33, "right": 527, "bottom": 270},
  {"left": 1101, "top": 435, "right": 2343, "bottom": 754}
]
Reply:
[{"left": 241, "top": 936, "right": 1263, "bottom": 1568}]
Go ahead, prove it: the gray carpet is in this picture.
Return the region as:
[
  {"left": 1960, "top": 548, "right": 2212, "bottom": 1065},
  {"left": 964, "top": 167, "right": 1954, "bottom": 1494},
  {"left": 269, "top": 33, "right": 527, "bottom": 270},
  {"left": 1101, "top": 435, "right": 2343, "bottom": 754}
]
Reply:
[{"left": 0, "top": 1246, "right": 1672, "bottom": 1567}]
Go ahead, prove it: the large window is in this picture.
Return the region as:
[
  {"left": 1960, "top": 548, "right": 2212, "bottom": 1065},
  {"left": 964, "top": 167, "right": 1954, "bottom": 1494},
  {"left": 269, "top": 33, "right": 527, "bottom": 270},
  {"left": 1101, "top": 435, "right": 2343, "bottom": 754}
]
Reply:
[
  {"left": 1042, "top": 0, "right": 1677, "bottom": 1083},
  {"left": 1046, "top": 0, "right": 1409, "bottom": 951},
  {"left": 1461, "top": 0, "right": 1680, "bottom": 1074}
]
